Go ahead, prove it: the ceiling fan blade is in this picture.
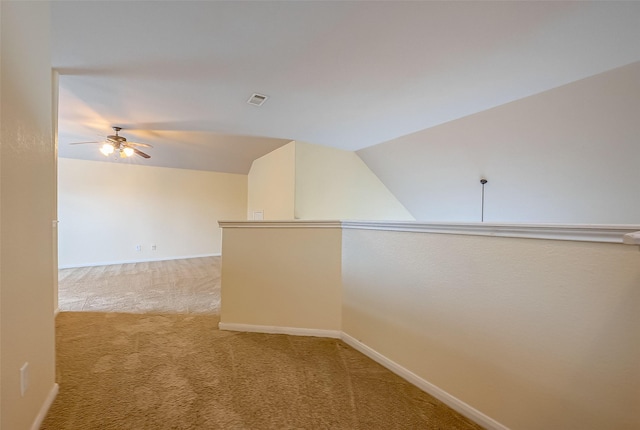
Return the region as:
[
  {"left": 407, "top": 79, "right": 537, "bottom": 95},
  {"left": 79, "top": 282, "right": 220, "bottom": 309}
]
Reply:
[
  {"left": 127, "top": 141, "right": 153, "bottom": 148},
  {"left": 69, "top": 141, "right": 101, "bottom": 145},
  {"left": 133, "top": 148, "right": 151, "bottom": 159}
]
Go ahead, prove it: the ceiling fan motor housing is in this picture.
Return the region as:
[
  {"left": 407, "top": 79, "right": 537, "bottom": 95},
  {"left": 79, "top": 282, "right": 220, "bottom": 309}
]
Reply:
[
  {"left": 107, "top": 127, "right": 126, "bottom": 144},
  {"left": 107, "top": 135, "right": 126, "bottom": 144}
]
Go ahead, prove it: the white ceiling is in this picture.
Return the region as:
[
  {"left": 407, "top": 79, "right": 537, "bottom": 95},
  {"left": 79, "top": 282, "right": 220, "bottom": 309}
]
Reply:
[{"left": 52, "top": 1, "right": 640, "bottom": 174}]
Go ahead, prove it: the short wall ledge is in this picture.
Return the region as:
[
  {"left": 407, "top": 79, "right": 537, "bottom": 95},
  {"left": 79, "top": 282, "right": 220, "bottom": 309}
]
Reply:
[{"left": 219, "top": 220, "right": 640, "bottom": 244}]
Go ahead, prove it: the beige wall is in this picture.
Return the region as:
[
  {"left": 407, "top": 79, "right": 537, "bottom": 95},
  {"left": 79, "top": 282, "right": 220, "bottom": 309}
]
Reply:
[
  {"left": 220, "top": 226, "right": 342, "bottom": 331},
  {"left": 247, "top": 141, "right": 295, "bottom": 220},
  {"left": 359, "top": 62, "right": 640, "bottom": 224},
  {"left": 219, "top": 222, "right": 640, "bottom": 429},
  {"left": 342, "top": 229, "right": 640, "bottom": 430},
  {"left": 247, "top": 140, "right": 413, "bottom": 221},
  {"left": 1, "top": 1, "right": 57, "bottom": 429},
  {"left": 295, "top": 142, "right": 414, "bottom": 220},
  {"left": 58, "top": 158, "right": 247, "bottom": 267}
]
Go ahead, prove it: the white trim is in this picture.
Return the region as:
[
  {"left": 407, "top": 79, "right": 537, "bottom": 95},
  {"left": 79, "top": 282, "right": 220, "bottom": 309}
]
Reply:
[
  {"left": 218, "top": 322, "right": 341, "bottom": 339},
  {"left": 30, "top": 383, "right": 59, "bottom": 430},
  {"left": 216, "top": 323, "right": 505, "bottom": 428},
  {"left": 622, "top": 231, "right": 640, "bottom": 246},
  {"left": 54, "top": 308, "right": 60, "bottom": 317},
  {"left": 218, "top": 220, "right": 640, "bottom": 244},
  {"left": 340, "top": 333, "right": 509, "bottom": 430},
  {"left": 341, "top": 221, "right": 640, "bottom": 243},
  {"left": 218, "top": 220, "right": 342, "bottom": 229},
  {"left": 58, "top": 253, "right": 221, "bottom": 269}
]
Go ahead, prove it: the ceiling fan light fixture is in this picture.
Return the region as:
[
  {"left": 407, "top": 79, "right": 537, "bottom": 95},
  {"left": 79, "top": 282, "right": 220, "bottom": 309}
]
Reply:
[
  {"left": 100, "top": 143, "right": 115, "bottom": 156},
  {"left": 71, "top": 128, "right": 151, "bottom": 160}
]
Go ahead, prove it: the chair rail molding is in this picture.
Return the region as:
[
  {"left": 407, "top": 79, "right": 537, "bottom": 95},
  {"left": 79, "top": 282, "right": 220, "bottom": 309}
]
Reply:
[
  {"left": 219, "top": 220, "right": 342, "bottom": 229},
  {"left": 219, "top": 221, "right": 640, "bottom": 244}
]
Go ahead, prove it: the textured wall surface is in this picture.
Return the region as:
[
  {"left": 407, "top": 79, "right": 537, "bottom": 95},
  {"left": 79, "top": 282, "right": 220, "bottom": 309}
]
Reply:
[
  {"left": 220, "top": 227, "right": 342, "bottom": 331},
  {"left": 247, "top": 142, "right": 295, "bottom": 220},
  {"left": 342, "top": 229, "right": 640, "bottom": 430},
  {"left": 58, "top": 158, "right": 247, "bottom": 267},
  {"left": 294, "top": 142, "right": 414, "bottom": 220},
  {"left": 1, "top": 2, "right": 57, "bottom": 428},
  {"left": 219, "top": 222, "right": 639, "bottom": 429}
]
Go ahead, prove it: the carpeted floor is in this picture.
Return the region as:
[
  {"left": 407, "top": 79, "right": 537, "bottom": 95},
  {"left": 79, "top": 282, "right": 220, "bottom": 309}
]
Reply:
[
  {"left": 49, "top": 258, "right": 483, "bottom": 429},
  {"left": 42, "top": 312, "right": 483, "bottom": 430},
  {"left": 58, "top": 257, "right": 220, "bottom": 314}
]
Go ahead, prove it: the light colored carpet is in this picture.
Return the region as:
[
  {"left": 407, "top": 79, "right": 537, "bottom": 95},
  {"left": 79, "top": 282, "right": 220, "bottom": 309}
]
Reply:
[
  {"left": 58, "top": 257, "right": 219, "bottom": 314},
  {"left": 42, "top": 312, "right": 484, "bottom": 430},
  {"left": 51, "top": 258, "right": 483, "bottom": 428}
]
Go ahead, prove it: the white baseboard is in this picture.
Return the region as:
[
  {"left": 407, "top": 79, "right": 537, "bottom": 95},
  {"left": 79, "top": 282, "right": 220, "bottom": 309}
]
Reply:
[
  {"left": 341, "top": 333, "right": 509, "bottom": 430},
  {"left": 218, "top": 322, "right": 341, "bottom": 339},
  {"left": 30, "top": 383, "right": 59, "bottom": 430},
  {"left": 58, "top": 253, "right": 221, "bottom": 269},
  {"left": 216, "top": 322, "right": 506, "bottom": 429}
]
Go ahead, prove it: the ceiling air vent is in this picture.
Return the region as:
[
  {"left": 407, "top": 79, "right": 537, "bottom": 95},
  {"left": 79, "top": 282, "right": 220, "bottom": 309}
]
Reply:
[{"left": 247, "top": 93, "right": 268, "bottom": 106}]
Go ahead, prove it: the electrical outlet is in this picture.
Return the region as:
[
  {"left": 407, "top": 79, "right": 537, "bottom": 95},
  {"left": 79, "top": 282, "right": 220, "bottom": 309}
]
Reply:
[
  {"left": 20, "top": 362, "right": 29, "bottom": 396},
  {"left": 151, "top": 244, "right": 157, "bottom": 251},
  {"left": 135, "top": 245, "right": 142, "bottom": 252}
]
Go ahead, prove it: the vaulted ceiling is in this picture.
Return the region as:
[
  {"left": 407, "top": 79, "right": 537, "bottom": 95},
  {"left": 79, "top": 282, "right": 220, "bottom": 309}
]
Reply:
[{"left": 53, "top": 1, "right": 640, "bottom": 173}]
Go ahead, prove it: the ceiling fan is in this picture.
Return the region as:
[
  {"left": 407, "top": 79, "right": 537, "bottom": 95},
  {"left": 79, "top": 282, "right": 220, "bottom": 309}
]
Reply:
[{"left": 70, "top": 127, "right": 152, "bottom": 159}]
